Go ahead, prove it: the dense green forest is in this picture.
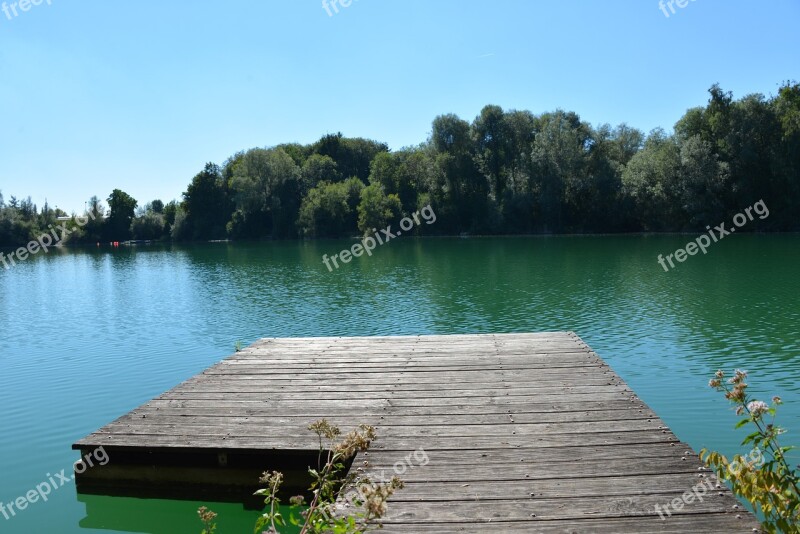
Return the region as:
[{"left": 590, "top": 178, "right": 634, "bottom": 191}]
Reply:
[{"left": 1, "top": 82, "right": 798, "bottom": 248}]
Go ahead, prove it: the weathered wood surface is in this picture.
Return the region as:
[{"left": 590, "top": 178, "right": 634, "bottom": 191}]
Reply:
[{"left": 74, "top": 332, "right": 762, "bottom": 532}]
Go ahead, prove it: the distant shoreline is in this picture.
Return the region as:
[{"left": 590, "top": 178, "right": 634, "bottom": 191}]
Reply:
[{"left": 6, "top": 230, "right": 798, "bottom": 252}]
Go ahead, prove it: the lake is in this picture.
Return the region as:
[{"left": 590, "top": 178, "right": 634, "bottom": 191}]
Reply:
[{"left": 1, "top": 235, "right": 798, "bottom": 533}]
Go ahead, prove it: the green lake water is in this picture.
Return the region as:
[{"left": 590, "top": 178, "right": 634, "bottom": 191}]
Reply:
[{"left": 0, "top": 235, "right": 798, "bottom": 533}]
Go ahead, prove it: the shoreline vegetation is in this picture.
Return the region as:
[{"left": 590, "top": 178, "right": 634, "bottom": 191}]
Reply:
[{"left": 1, "top": 82, "right": 798, "bottom": 250}]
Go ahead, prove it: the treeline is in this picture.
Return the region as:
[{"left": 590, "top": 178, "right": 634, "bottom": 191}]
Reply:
[
  {"left": 0, "top": 196, "right": 67, "bottom": 247},
  {"left": 0, "top": 192, "right": 179, "bottom": 247},
  {"left": 1, "top": 82, "right": 798, "bottom": 247}
]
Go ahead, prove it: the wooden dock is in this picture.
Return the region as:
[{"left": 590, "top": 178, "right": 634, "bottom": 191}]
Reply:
[{"left": 73, "top": 332, "right": 762, "bottom": 532}]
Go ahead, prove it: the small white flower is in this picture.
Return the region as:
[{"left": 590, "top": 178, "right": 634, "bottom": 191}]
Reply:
[{"left": 747, "top": 401, "right": 769, "bottom": 417}]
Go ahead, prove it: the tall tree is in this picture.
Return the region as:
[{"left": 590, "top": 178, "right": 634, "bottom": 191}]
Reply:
[
  {"left": 302, "top": 154, "right": 341, "bottom": 194},
  {"left": 772, "top": 82, "right": 800, "bottom": 229},
  {"left": 472, "top": 105, "right": 509, "bottom": 202},
  {"left": 621, "top": 129, "right": 682, "bottom": 231},
  {"left": 357, "top": 183, "right": 402, "bottom": 236},
  {"left": 182, "top": 163, "right": 233, "bottom": 240},
  {"left": 298, "top": 177, "right": 364, "bottom": 238},
  {"left": 311, "top": 133, "right": 389, "bottom": 183},
  {"left": 530, "top": 110, "right": 590, "bottom": 232},
  {"left": 106, "top": 189, "right": 137, "bottom": 240},
  {"left": 229, "top": 148, "right": 302, "bottom": 238},
  {"left": 431, "top": 114, "right": 487, "bottom": 232}
]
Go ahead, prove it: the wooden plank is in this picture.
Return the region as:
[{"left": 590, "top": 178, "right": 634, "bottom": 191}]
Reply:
[
  {"left": 174, "top": 385, "right": 624, "bottom": 396},
  {"left": 377, "top": 494, "right": 754, "bottom": 523},
  {"left": 160, "top": 384, "right": 632, "bottom": 399},
  {"left": 202, "top": 362, "right": 605, "bottom": 376},
  {"left": 152, "top": 393, "right": 636, "bottom": 406},
  {"left": 372, "top": 431, "right": 681, "bottom": 451},
  {"left": 138, "top": 398, "right": 647, "bottom": 414},
  {"left": 363, "top": 442, "right": 693, "bottom": 463},
  {"left": 356, "top": 456, "right": 705, "bottom": 482},
  {"left": 90, "top": 420, "right": 665, "bottom": 442},
  {"left": 376, "top": 515, "right": 758, "bottom": 533},
  {"left": 75, "top": 429, "right": 680, "bottom": 450},
  {"left": 113, "top": 409, "right": 659, "bottom": 427},
  {"left": 190, "top": 368, "right": 620, "bottom": 382},
  {"left": 255, "top": 338, "right": 577, "bottom": 347},
  {"left": 226, "top": 348, "right": 592, "bottom": 362},
  {"left": 368, "top": 473, "right": 725, "bottom": 501},
  {"left": 193, "top": 369, "right": 616, "bottom": 384}
]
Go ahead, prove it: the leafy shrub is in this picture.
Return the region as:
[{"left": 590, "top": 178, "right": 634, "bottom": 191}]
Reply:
[
  {"left": 701, "top": 369, "right": 800, "bottom": 533},
  {"left": 199, "top": 420, "right": 403, "bottom": 534}
]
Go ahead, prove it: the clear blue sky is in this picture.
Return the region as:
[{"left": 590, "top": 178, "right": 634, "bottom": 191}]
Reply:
[{"left": 1, "top": 0, "right": 798, "bottom": 213}]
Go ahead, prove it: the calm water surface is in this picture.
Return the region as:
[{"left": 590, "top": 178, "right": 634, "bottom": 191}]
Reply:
[{"left": 1, "top": 236, "right": 798, "bottom": 533}]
